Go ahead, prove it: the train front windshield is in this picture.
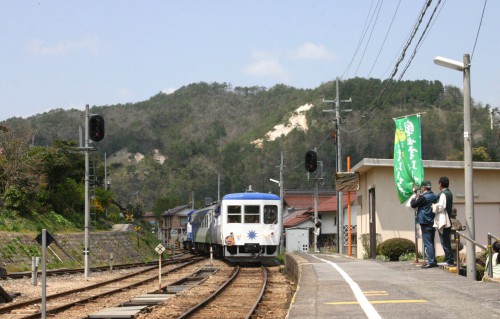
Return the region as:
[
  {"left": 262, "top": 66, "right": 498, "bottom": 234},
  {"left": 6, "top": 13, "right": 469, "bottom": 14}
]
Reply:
[
  {"left": 263, "top": 205, "right": 278, "bottom": 224},
  {"left": 226, "top": 204, "right": 278, "bottom": 224}
]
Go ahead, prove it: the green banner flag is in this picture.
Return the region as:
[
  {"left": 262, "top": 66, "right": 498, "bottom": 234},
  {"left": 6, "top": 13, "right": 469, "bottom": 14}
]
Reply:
[{"left": 393, "top": 114, "right": 424, "bottom": 203}]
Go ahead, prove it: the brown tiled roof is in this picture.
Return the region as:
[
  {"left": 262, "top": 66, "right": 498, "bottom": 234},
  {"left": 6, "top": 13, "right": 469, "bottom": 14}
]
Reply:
[
  {"left": 283, "top": 209, "right": 310, "bottom": 227},
  {"left": 314, "top": 193, "right": 357, "bottom": 212},
  {"left": 284, "top": 190, "right": 335, "bottom": 210},
  {"left": 162, "top": 204, "right": 190, "bottom": 216},
  {"left": 284, "top": 190, "right": 357, "bottom": 213}
]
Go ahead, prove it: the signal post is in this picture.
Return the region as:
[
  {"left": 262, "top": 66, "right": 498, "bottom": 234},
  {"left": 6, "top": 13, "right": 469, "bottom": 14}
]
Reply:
[
  {"left": 82, "top": 104, "right": 105, "bottom": 277},
  {"left": 305, "top": 150, "right": 322, "bottom": 253}
]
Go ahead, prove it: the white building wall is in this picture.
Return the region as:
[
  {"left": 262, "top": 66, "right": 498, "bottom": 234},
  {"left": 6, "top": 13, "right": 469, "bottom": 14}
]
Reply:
[
  {"left": 322, "top": 213, "right": 337, "bottom": 234},
  {"left": 353, "top": 159, "right": 500, "bottom": 260}
]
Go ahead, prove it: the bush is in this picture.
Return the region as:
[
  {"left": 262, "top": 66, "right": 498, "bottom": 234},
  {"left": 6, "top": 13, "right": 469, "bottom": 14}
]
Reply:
[
  {"left": 377, "top": 238, "right": 416, "bottom": 261},
  {"left": 399, "top": 252, "right": 416, "bottom": 261}
]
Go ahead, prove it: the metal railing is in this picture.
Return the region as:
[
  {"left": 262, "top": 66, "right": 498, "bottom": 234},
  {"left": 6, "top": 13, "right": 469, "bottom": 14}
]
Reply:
[
  {"left": 455, "top": 231, "right": 487, "bottom": 277},
  {"left": 487, "top": 233, "right": 500, "bottom": 278}
]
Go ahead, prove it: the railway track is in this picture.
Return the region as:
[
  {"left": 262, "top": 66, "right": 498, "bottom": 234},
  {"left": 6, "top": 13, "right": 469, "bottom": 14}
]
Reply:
[
  {"left": 135, "top": 261, "right": 292, "bottom": 319},
  {"left": 1, "top": 257, "right": 293, "bottom": 319},
  {"left": 1, "top": 253, "right": 186, "bottom": 280},
  {"left": 0, "top": 256, "right": 203, "bottom": 319},
  {"left": 178, "top": 265, "right": 267, "bottom": 319}
]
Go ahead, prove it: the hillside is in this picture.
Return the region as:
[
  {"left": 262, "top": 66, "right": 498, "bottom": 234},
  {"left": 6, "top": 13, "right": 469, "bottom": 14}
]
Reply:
[{"left": 1, "top": 79, "right": 498, "bottom": 221}]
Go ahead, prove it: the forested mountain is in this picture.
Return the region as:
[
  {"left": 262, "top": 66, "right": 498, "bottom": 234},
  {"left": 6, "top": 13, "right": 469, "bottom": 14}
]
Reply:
[{"left": 1, "top": 78, "right": 498, "bottom": 225}]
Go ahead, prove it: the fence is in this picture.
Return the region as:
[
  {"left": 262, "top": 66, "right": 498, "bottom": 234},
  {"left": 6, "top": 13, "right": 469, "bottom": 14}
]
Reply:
[{"left": 455, "top": 231, "right": 498, "bottom": 279}]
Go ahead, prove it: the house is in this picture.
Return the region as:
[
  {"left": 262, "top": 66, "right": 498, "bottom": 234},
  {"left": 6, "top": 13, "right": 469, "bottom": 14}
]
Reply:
[
  {"left": 142, "top": 211, "right": 157, "bottom": 224},
  {"left": 316, "top": 194, "right": 358, "bottom": 253},
  {"left": 161, "top": 204, "right": 192, "bottom": 246},
  {"left": 283, "top": 190, "right": 356, "bottom": 252},
  {"left": 351, "top": 158, "right": 500, "bottom": 260},
  {"left": 283, "top": 190, "right": 335, "bottom": 229}
]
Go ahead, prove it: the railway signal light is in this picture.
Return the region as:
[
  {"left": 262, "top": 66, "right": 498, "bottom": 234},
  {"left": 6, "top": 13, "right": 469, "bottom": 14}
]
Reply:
[
  {"left": 89, "top": 115, "right": 105, "bottom": 142},
  {"left": 305, "top": 150, "right": 317, "bottom": 173}
]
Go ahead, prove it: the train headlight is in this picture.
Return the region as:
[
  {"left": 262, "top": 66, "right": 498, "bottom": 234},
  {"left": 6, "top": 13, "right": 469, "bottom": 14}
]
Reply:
[{"left": 264, "top": 232, "right": 276, "bottom": 240}]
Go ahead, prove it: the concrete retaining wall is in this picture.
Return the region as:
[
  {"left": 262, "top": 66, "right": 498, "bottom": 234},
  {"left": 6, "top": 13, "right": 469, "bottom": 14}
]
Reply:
[
  {"left": 284, "top": 252, "right": 308, "bottom": 284},
  {"left": 0, "top": 228, "right": 157, "bottom": 272}
]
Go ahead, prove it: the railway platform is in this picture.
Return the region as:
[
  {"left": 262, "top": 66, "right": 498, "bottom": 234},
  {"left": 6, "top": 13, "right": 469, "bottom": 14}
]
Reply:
[{"left": 285, "top": 252, "right": 500, "bottom": 319}]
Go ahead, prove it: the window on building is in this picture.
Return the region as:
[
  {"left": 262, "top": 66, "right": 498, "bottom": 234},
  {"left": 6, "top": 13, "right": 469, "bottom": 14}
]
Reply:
[
  {"left": 263, "top": 205, "right": 278, "bottom": 224},
  {"left": 244, "top": 205, "right": 260, "bottom": 223},
  {"left": 227, "top": 205, "right": 242, "bottom": 223}
]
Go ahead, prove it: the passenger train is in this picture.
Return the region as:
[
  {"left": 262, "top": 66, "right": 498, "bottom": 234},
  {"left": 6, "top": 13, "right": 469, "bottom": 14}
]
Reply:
[{"left": 184, "top": 190, "right": 281, "bottom": 264}]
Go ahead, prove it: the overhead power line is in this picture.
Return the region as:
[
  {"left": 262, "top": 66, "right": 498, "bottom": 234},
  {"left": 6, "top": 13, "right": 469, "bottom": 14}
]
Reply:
[
  {"left": 354, "top": 0, "right": 384, "bottom": 77},
  {"left": 342, "top": 0, "right": 439, "bottom": 130},
  {"left": 471, "top": 0, "right": 489, "bottom": 62},
  {"left": 341, "top": 0, "right": 378, "bottom": 79},
  {"left": 368, "top": 0, "right": 402, "bottom": 77}
]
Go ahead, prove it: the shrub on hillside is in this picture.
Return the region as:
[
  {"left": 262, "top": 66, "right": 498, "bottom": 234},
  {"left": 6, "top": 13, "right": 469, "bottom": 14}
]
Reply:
[{"left": 377, "top": 238, "right": 415, "bottom": 261}]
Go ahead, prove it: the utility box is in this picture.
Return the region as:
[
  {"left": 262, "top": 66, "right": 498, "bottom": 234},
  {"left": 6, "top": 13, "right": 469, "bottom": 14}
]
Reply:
[{"left": 286, "top": 228, "right": 309, "bottom": 252}]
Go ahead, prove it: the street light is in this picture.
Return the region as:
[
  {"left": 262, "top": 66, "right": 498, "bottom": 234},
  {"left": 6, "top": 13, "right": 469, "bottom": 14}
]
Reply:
[
  {"left": 269, "top": 178, "right": 280, "bottom": 186},
  {"left": 270, "top": 152, "right": 284, "bottom": 254},
  {"left": 434, "top": 54, "right": 475, "bottom": 280}
]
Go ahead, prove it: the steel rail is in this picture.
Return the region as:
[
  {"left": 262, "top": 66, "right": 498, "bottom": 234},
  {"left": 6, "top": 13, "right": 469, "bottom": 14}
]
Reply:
[
  {"left": 1, "top": 253, "right": 186, "bottom": 279},
  {"left": 0, "top": 256, "right": 201, "bottom": 317},
  {"left": 244, "top": 266, "right": 268, "bottom": 319},
  {"left": 176, "top": 265, "right": 241, "bottom": 319}
]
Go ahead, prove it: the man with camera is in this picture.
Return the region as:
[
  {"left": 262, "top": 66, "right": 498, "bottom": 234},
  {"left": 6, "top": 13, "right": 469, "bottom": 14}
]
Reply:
[{"left": 410, "top": 180, "right": 438, "bottom": 268}]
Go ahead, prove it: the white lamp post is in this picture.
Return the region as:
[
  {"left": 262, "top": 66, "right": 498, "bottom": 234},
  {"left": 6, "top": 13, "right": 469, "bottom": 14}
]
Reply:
[
  {"left": 434, "top": 54, "right": 476, "bottom": 280},
  {"left": 270, "top": 176, "right": 284, "bottom": 253}
]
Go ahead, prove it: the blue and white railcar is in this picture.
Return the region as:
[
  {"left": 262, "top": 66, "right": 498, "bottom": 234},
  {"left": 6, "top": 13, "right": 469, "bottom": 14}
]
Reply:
[
  {"left": 220, "top": 192, "right": 281, "bottom": 263},
  {"left": 187, "top": 203, "right": 222, "bottom": 254}
]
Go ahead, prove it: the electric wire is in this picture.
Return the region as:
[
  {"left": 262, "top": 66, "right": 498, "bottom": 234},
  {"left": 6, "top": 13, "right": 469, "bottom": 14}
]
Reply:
[
  {"left": 341, "top": 0, "right": 435, "bottom": 130},
  {"left": 368, "top": 0, "right": 444, "bottom": 124},
  {"left": 470, "top": 0, "right": 488, "bottom": 62},
  {"left": 354, "top": 0, "right": 384, "bottom": 77},
  {"left": 334, "top": 0, "right": 487, "bottom": 140},
  {"left": 395, "top": 0, "right": 443, "bottom": 83},
  {"left": 368, "top": 0, "right": 402, "bottom": 77},
  {"left": 341, "top": 0, "right": 377, "bottom": 80}
]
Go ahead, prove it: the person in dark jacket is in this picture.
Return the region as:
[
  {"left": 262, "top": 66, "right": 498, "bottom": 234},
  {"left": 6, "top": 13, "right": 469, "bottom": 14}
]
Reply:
[{"left": 411, "top": 180, "right": 438, "bottom": 268}]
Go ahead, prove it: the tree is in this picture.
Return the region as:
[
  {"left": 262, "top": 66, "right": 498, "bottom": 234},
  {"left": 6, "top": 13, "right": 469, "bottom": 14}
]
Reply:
[{"left": 0, "top": 124, "right": 40, "bottom": 215}]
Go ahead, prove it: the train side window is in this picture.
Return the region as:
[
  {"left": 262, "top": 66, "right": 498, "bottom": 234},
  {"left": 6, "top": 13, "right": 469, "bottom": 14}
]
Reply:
[
  {"left": 264, "top": 205, "right": 278, "bottom": 224},
  {"left": 244, "top": 205, "right": 260, "bottom": 223},
  {"left": 227, "top": 205, "right": 241, "bottom": 223},
  {"left": 203, "top": 213, "right": 209, "bottom": 228}
]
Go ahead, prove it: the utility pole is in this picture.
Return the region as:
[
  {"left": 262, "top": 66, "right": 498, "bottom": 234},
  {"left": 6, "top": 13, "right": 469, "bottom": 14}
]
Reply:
[
  {"left": 462, "top": 54, "right": 476, "bottom": 280},
  {"left": 491, "top": 109, "right": 498, "bottom": 130},
  {"left": 84, "top": 105, "right": 90, "bottom": 277},
  {"left": 279, "top": 151, "right": 284, "bottom": 254},
  {"left": 323, "top": 77, "right": 351, "bottom": 254},
  {"left": 313, "top": 165, "right": 319, "bottom": 253}
]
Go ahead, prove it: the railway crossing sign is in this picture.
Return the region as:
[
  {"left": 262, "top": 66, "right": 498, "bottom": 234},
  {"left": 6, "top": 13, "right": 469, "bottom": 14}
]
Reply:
[
  {"left": 155, "top": 244, "right": 165, "bottom": 292},
  {"left": 155, "top": 244, "right": 165, "bottom": 255}
]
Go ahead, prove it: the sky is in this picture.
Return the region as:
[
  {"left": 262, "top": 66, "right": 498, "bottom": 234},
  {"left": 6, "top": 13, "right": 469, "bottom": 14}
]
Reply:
[{"left": 1, "top": 0, "right": 499, "bottom": 121}]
